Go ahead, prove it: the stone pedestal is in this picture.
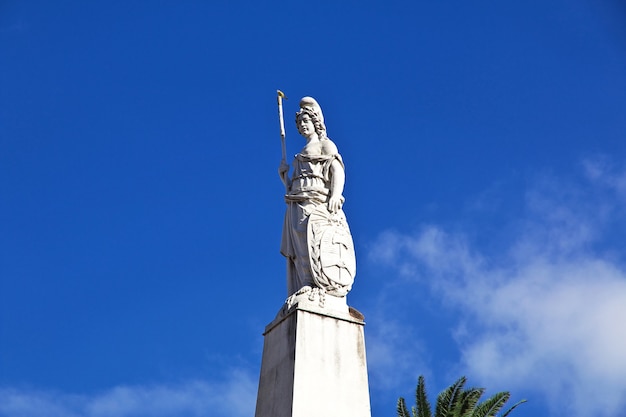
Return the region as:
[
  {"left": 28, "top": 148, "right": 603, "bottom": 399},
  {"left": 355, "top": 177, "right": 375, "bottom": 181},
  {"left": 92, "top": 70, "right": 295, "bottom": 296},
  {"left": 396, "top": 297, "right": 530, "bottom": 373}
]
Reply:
[{"left": 254, "top": 295, "right": 371, "bottom": 417}]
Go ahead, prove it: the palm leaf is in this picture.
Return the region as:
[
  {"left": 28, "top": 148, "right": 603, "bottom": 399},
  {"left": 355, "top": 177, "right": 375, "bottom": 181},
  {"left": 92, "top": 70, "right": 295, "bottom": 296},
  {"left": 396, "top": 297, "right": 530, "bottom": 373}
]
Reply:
[
  {"left": 435, "top": 376, "right": 466, "bottom": 417},
  {"left": 399, "top": 376, "right": 523, "bottom": 417},
  {"left": 416, "top": 375, "right": 432, "bottom": 417},
  {"left": 451, "top": 387, "right": 484, "bottom": 417},
  {"left": 472, "top": 392, "right": 511, "bottom": 417},
  {"left": 500, "top": 399, "right": 527, "bottom": 417},
  {"left": 397, "top": 397, "right": 411, "bottom": 417}
]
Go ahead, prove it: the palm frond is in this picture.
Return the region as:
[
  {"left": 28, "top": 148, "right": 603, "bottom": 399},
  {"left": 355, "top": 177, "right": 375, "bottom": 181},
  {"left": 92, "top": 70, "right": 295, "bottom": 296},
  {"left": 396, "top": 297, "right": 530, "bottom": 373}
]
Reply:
[
  {"left": 435, "top": 376, "right": 466, "bottom": 417},
  {"left": 399, "top": 376, "right": 523, "bottom": 417},
  {"left": 472, "top": 392, "right": 511, "bottom": 417},
  {"left": 416, "top": 375, "right": 433, "bottom": 417},
  {"left": 500, "top": 399, "right": 527, "bottom": 417},
  {"left": 397, "top": 397, "right": 411, "bottom": 417},
  {"left": 451, "top": 387, "right": 484, "bottom": 417}
]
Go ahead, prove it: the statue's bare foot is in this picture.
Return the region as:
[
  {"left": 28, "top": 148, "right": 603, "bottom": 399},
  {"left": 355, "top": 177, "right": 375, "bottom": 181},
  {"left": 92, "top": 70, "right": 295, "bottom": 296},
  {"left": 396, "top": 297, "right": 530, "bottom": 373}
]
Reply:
[
  {"left": 284, "top": 286, "right": 313, "bottom": 309},
  {"left": 295, "top": 285, "right": 312, "bottom": 295}
]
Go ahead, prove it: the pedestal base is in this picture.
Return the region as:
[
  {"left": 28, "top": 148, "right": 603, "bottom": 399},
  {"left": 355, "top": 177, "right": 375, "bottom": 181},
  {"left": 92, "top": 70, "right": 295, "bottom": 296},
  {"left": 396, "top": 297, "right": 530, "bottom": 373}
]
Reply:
[{"left": 254, "top": 296, "right": 371, "bottom": 417}]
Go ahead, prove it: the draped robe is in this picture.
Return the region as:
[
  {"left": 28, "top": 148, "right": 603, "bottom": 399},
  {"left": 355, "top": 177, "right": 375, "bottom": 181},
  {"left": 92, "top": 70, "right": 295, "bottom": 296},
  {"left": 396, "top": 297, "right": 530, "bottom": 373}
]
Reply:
[{"left": 280, "top": 150, "right": 354, "bottom": 297}]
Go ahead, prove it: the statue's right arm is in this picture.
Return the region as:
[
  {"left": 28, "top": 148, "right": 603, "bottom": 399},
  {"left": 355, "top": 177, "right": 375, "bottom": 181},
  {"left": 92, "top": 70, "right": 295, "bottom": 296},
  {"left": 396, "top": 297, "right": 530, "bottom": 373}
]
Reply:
[{"left": 278, "top": 161, "right": 291, "bottom": 188}]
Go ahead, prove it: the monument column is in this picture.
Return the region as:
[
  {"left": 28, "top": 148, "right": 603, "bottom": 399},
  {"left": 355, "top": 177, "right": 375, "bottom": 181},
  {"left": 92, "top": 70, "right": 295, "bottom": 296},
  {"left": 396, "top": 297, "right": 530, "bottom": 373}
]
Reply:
[{"left": 255, "top": 296, "right": 371, "bottom": 417}]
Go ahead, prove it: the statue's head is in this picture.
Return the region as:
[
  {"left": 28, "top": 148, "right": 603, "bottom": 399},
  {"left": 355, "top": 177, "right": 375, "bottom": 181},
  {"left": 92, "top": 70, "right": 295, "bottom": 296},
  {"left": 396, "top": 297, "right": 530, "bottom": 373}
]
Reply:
[{"left": 296, "top": 97, "right": 327, "bottom": 139}]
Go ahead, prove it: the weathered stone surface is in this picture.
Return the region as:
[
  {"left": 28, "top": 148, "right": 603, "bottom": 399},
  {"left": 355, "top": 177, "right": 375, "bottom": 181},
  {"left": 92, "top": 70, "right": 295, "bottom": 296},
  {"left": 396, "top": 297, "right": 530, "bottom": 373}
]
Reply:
[{"left": 254, "top": 296, "right": 371, "bottom": 417}]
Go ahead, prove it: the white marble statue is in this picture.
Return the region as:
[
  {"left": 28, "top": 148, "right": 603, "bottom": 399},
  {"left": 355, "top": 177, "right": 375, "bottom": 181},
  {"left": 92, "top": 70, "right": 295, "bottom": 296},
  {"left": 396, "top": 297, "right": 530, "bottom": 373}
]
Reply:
[{"left": 278, "top": 97, "right": 356, "bottom": 299}]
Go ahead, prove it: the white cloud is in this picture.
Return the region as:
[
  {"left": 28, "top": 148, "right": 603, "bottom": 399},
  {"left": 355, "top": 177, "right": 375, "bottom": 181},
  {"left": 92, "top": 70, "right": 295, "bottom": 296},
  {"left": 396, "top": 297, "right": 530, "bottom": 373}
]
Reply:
[
  {"left": 583, "top": 156, "right": 626, "bottom": 198},
  {"left": 369, "top": 164, "right": 626, "bottom": 417},
  {"left": 0, "top": 369, "right": 257, "bottom": 417},
  {"left": 365, "top": 317, "right": 429, "bottom": 393}
]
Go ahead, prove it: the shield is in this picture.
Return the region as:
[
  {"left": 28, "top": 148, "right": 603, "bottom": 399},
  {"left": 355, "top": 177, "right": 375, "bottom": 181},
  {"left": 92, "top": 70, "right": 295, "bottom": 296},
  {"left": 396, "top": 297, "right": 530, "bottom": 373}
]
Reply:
[{"left": 307, "top": 206, "right": 356, "bottom": 296}]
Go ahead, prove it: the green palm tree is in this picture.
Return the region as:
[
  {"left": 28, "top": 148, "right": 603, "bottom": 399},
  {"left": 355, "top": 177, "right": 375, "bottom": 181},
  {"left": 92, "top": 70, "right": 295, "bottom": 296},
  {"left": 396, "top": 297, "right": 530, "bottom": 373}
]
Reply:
[{"left": 397, "top": 376, "right": 526, "bottom": 417}]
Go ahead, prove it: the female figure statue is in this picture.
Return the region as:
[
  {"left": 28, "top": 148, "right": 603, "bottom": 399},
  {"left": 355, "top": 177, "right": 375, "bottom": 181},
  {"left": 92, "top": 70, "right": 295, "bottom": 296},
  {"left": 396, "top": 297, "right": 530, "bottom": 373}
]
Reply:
[{"left": 279, "top": 97, "right": 356, "bottom": 299}]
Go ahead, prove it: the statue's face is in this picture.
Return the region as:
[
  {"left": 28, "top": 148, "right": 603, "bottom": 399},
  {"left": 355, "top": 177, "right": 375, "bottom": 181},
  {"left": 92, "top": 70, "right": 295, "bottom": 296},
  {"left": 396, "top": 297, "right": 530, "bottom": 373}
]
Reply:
[{"left": 297, "top": 114, "right": 316, "bottom": 138}]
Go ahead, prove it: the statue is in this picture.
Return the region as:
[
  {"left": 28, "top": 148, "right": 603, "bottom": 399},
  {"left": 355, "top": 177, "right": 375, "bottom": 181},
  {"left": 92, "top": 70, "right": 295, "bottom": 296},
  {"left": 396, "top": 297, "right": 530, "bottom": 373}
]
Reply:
[{"left": 277, "top": 95, "right": 356, "bottom": 301}]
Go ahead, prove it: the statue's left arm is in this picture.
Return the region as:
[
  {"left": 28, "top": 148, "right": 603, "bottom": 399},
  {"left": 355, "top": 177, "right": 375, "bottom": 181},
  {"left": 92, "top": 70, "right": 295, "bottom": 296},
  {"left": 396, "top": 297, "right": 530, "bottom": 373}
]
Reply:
[{"left": 327, "top": 158, "right": 345, "bottom": 213}]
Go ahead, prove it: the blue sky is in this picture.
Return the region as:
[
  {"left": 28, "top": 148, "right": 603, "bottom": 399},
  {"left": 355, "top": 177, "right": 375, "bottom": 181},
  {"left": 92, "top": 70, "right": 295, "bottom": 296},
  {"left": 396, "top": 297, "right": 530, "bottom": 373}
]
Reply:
[{"left": 2, "top": 1, "right": 626, "bottom": 417}]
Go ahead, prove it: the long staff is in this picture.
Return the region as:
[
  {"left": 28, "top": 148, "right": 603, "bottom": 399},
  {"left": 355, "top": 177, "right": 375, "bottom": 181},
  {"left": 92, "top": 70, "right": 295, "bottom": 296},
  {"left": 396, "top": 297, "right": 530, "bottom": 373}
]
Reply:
[{"left": 277, "top": 90, "right": 287, "bottom": 162}]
